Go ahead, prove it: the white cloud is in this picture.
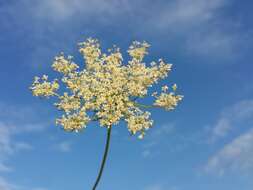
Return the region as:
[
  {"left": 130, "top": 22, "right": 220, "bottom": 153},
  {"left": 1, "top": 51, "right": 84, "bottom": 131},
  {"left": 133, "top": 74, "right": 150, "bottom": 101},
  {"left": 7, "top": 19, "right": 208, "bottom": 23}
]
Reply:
[
  {"left": 1, "top": 0, "right": 249, "bottom": 67},
  {"left": 5, "top": 0, "right": 225, "bottom": 26},
  {"left": 140, "top": 0, "right": 248, "bottom": 61},
  {"left": 185, "top": 30, "right": 243, "bottom": 59},
  {"left": 0, "top": 176, "right": 48, "bottom": 190},
  {"left": 0, "top": 177, "right": 18, "bottom": 190},
  {"left": 0, "top": 163, "right": 12, "bottom": 173},
  {"left": 0, "top": 103, "right": 50, "bottom": 175},
  {"left": 34, "top": 0, "right": 131, "bottom": 22},
  {"left": 0, "top": 122, "right": 16, "bottom": 172},
  {"left": 0, "top": 122, "right": 14, "bottom": 156},
  {"left": 212, "top": 118, "right": 231, "bottom": 138},
  {"left": 0, "top": 103, "right": 50, "bottom": 189},
  {"left": 209, "top": 99, "right": 253, "bottom": 142},
  {"left": 0, "top": 0, "right": 131, "bottom": 26},
  {"left": 205, "top": 128, "right": 253, "bottom": 175},
  {"left": 0, "top": 102, "right": 48, "bottom": 166},
  {"left": 153, "top": 0, "right": 226, "bottom": 29},
  {"left": 205, "top": 99, "right": 253, "bottom": 175},
  {"left": 0, "top": 122, "right": 35, "bottom": 173}
]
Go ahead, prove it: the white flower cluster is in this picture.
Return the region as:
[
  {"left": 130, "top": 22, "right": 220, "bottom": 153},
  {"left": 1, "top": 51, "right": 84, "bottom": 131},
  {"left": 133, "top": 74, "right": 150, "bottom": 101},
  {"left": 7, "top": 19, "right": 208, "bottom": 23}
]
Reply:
[{"left": 30, "top": 38, "right": 183, "bottom": 138}]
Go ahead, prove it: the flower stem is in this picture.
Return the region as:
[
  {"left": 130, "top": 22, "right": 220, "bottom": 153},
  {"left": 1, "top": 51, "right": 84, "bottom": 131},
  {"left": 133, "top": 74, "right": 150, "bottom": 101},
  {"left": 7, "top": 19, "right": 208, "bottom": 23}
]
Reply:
[{"left": 92, "top": 126, "right": 112, "bottom": 190}]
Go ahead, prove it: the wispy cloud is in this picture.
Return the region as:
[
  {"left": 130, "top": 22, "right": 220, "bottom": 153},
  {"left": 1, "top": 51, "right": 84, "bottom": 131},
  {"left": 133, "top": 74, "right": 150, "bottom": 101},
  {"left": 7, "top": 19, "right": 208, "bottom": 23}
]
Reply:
[
  {"left": 0, "top": 177, "right": 18, "bottom": 190},
  {"left": 0, "top": 121, "right": 38, "bottom": 173},
  {"left": 185, "top": 30, "right": 245, "bottom": 60},
  {"left": 0, "top": 103, "right": 50, "bottom": 189},
  {"left": 0, "top": 122, "right": 17, "bottom": 172},
  {"left": 205, "top": 128, "right": 253, "bottom": 176},
  {"left": 149, "top": 0, "right": 226, "bottom": 29},
  {"left": 141, "top": 121, "right": 206, "bottom": 159},
  {"left": 33, "top": 0, "right": 131, "bottom": 22},
  {"left": 145, "top": 0, "right": 248, "bottom": 60},
  {"left": 0, "top": 103, "right": 49, "bottom": 175},
  {"left": 0, "top": 163, "right": 12, "bottom": 173},
  {"left": 0, "top": 0, "right": 250, "bottom": 69},
  {"left": 204, "top": 99, "right": 253, "bottom": 175},
  {"left": 208, "top": 99, "right": 253, "bottom": 142},
  {"left": 0, "top": 176, "right": 48, "bottom": 190}
]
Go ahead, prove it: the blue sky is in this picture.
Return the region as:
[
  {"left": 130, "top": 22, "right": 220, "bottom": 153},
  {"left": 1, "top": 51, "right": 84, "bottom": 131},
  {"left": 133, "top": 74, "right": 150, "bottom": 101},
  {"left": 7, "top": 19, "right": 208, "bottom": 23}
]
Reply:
[{"left": 0, "top": 0, "right": 253, "bottom": 190}]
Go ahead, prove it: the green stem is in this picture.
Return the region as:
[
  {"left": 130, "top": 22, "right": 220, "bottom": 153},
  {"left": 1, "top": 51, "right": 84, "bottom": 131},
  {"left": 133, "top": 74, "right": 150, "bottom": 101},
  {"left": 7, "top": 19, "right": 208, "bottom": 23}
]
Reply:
[{"left": 92, "top": 126, "right": 112, "bottom": 190}]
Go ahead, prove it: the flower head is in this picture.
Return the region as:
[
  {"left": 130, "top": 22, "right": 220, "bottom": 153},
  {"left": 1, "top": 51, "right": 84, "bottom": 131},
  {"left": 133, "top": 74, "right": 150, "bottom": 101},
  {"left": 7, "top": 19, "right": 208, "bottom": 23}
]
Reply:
[
  {"left": 30, "top": 38, "right": 183, "bottom": 137},
  {"left": 30, "top": 76, "right": 59, "bottom": 97}
]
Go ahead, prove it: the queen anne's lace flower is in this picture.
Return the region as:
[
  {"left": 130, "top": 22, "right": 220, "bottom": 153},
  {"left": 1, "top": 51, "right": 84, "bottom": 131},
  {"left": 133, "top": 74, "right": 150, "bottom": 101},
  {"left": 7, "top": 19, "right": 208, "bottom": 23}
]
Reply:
[
  {"left": 52, "top": 54, "right": 79, "bottom": 75},
  {"left": 30, "top": 38, "right": 183, "bottom": 138},
  {"left": 54, "top": 93, "right": 80, "bottom": 114},
  {"left": 30, "top": 76, "right": 59, "bottom": 97},
  {"left": 154, "top": 92, "right": 183, "bottom": 110},
  {"left": 56, "top": 111, "right": 90, "bottom": 132}
]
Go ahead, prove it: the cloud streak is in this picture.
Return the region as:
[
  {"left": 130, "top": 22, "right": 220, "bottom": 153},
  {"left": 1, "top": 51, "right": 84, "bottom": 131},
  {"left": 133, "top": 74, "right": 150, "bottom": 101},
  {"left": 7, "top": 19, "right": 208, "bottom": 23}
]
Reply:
[
  {"left": 205, "top": 128, "right": 253, "bottom": 175},
  {"left": 0, "top": 102, "right": 51, "bottom": 189},
  {"left": 0, "top": 176, "right": 48, "bottom": 190},
  {"left": 209, "top": 99, "right": 253, "bottom": 142},
  {"left": 0, "top": 0, "right": 250, "bottom": 69},
  {"left": 0, "top": 177, "right": 18, "bottom": 190},
  {"left": 205, "top": 99, "right": 253, "bottom": 175}
]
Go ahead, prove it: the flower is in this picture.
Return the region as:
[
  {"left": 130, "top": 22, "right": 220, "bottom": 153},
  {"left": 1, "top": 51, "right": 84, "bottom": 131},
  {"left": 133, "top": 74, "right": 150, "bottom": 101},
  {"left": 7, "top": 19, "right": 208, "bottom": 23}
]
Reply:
[
  {"left": 52, "top": 54, "right": 79, "bottom": 75},
  {"left": 154, "top": 93, "right": 183, "bottom": 110},
  {"left": 30, "top": 76, "right": 59, "bottom": 97},
  {"left": 30, "top": 38, "right": 183, "bottom": 137}
]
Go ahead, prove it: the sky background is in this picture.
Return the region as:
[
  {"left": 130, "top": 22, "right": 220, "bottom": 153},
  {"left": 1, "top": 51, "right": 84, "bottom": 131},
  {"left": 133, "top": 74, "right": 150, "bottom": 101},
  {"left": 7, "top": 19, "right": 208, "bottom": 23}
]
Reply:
[{"left": 0, "top": 0, "right": 253, "bottom": 190}]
